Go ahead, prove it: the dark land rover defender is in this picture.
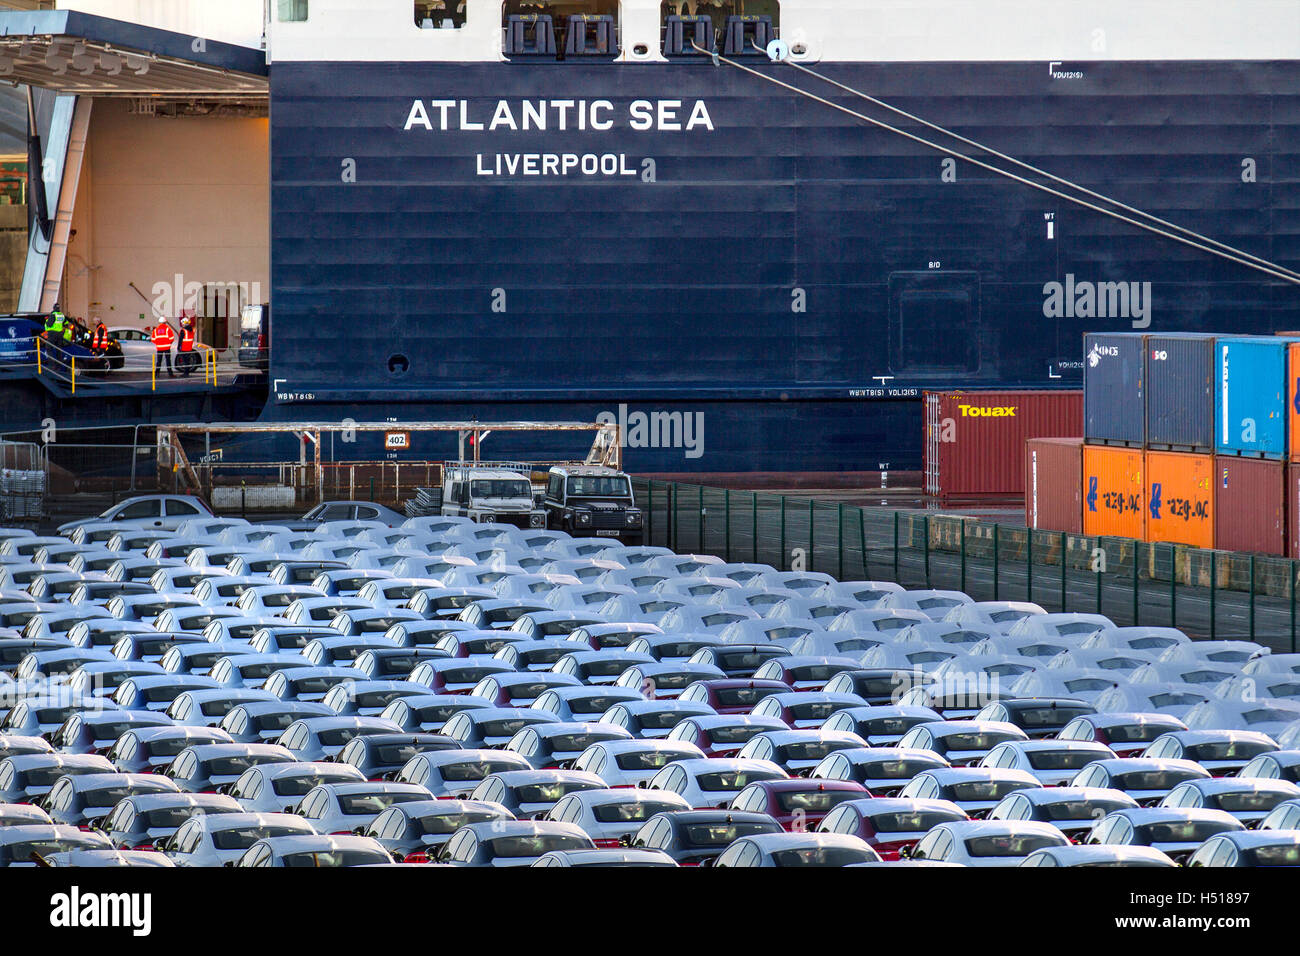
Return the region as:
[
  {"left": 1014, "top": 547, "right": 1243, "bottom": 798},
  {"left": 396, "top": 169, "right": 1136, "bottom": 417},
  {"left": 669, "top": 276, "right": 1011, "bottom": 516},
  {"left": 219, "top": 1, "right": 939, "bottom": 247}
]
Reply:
[{"left": 543, "top": 466, "right": 642, "bottom": 544}]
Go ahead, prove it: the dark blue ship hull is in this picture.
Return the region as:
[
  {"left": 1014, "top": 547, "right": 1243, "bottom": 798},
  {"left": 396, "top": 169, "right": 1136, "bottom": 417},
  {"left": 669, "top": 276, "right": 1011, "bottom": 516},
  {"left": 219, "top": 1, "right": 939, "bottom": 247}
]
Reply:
[{"left": 266, "top": 59, "right": 1300, "bottom": 473}]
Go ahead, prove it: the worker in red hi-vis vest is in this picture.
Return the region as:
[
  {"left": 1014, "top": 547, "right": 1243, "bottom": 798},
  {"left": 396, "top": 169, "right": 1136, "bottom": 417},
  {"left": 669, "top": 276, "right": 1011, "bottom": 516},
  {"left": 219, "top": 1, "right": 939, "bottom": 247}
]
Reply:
[
  {"left": 178, "top": 317, "right": 197, "bottom": 377},
  {"left": 151, "top": 319, "right": 176, "bottom": 377}
]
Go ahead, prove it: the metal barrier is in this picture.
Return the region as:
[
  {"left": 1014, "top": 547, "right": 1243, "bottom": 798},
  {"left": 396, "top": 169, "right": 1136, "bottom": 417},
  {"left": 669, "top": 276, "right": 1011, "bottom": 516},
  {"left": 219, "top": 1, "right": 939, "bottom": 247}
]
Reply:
[{"left": 635, "top": 478, "right": 1300, "bottom": 651}]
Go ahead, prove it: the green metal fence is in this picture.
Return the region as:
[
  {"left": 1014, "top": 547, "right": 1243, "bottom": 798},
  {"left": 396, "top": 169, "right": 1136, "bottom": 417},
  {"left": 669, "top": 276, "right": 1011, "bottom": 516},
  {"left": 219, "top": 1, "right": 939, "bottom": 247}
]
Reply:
[{"left": 635, "top": 478, "right": 1300, "bottom": 653}]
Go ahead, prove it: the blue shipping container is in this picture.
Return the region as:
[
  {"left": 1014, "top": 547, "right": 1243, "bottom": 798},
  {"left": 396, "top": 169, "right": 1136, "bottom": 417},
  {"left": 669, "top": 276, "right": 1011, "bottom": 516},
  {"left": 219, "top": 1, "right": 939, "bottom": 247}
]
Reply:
[
  {"left": 1145, "top": 333, "right": 1216, "bottom": 450},
  {"left": 1215, "top": 337, "right": 1299, "bottom": 458},
  {"left": 1084, "top": 332, "right": 1145, "bottom": 445}
]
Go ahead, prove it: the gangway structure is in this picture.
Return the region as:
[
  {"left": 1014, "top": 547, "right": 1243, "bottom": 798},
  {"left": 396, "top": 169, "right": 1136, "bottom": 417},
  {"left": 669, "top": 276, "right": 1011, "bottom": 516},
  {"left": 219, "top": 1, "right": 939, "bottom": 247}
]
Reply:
[{"left": 155, "top": 420, "right": 623, "bottom": 510}]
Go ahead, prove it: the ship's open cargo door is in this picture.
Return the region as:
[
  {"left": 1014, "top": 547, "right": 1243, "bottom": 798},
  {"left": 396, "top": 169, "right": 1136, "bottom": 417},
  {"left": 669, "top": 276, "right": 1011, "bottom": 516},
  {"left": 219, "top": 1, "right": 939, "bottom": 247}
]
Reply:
[{"left": 0, "top": 8, "right": 268, "bottom": 315}]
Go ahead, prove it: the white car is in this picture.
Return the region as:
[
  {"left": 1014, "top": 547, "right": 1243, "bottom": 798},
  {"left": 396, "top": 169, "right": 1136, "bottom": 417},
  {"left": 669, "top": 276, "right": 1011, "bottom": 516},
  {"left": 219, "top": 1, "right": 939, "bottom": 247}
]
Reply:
[
  {"left": 545, "top": 788, "right": 692, "bottom": 846},
  {"left": 644, "top": 757, "right": 787, "bottom": 809},
  {"left": 908, "top": 820, "right": 1069, "bottom": 866},
  {"left": 106, "top": 327, "right": 156, "bottom": 369},
  {"left": 223, "top": 760, "right": 366, "bottom": 814},
  {"left": 1186, "top": 830, "right": 1300, "bottom": 867},
  {"left": 1088, "top": 807, "right": 1245, "bottom": 860},
  {"left": 571, "top": 739, "right": 705, "bottom": 788},
  {"left": 979, "top": 740, "right": 1117, "bottom": 786},
  {"left": 1158, "top": 778, "right": 1300, "bottom": 826},
  {"left": 291, "top": 781, "right": 434, "bottom": 836},
  {"left": 161, "top": 810, "right": 318, "bottom": 867},
  {"left": 57, "top": 496, "right": 213, "bottom": 535},
  {"left": 1020, "top": 844, "right": 1176, "bottom": 867}
]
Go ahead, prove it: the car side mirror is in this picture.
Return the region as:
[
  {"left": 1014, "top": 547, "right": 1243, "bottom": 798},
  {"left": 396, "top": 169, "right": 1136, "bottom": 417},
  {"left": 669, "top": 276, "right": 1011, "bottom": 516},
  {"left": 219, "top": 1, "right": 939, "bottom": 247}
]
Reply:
[
  {"left": 636, "top": 780, "right": 648, "bottom": 789},
  {"left": 223, "top": 860, "right": 236, "bottom": 868},
  {"left": 618, "top": 834, "right": 632, "bottom": 848},
  {"left": 899, "top": 845, "right": 913, "bottom": 859}
]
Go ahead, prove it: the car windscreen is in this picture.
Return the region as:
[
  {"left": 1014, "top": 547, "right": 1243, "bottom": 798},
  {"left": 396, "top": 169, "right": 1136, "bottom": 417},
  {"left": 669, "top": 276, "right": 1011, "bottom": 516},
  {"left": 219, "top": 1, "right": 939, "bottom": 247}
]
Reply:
[
  {"left": 203, "top": 756, "right": 273, "bottom": 777},
  {"left": 1240, "top": 844, "right": 1300, "bottom": 866},
  {"left": 964, "top": 833, "right": 1063, "bottom": 857},
  {"left": 471, "top": 480, "right": 532, "bottom": 499},
  {"left": 545, "top": 734, "right": 610, "bottom": 754},
  {"left": 290, "top": 676, "right": 351, "bottom": 695},
  {"left": 146, "top": 738, "right": 206, "bottom": 758},
  {"left": 869, "top": 810, "right": 963, "bottom": 833},
  {"left": 477, "top": 719, "right": 532, "bottom": 740},
  {"left": 371, "top": 742, "right": 445, "bottom": 765},
  {"left": 775, "top": 741, "right": 843, "bottom": 761},
  {"left": 1135, "top": 821, "right": 1236, "bottom": 844},
  {"left": 212, "top": 825, "right": 302, "bottom": 851},
  {"left": 637, "top": 710, "right": 691, "bottom": 731},
  {"left": 714, "top": 687, "right": 774, "bottom": 708},
  {"left": 272, "top": 773, "right": 354, "bottom": 797},
  {"left": 517, "top": 648, "right": 567, "bottom": 667},
  {"left": 486, "top": 833, "right": 587, "bottom": 857},
  {"left": 1041, "top": 799, "right": 1129, "bottom": 822},
  {"left": 947, "top": 781, "right": 1029, "bottom": 801},
  {"left": 1103, "top": 724, "right": 1171, "bottom": 744},
  {"left": 785, "top": 702, "right": 847, "bottom": 723},
  {"left": 1214, "top": 791, "right": 1287, "bottom": 813},
  {"left": 614, "top": 751, "right": 684, "bottom": 772},
  {"left": 706, "top": 725, "right": 768, "bottom": 745},
  {"left": 939, "top": 733, "right": 1013, "bottom": 752},
  {"left": 592, "top": 801, "right": 678, "bottom": 823},
  {"left": 1012, "top": 706, "right": 1092, "bottom": 729},
  {"left": 1026, "top": 749, "right": 1106, "bottom": 771},
  {"left": 514, "top": 782, "right": 591, "bottom": 804},
  {"left": 337, "top": 792, "right": 426, "bottom": 815},
  {"left": 1184, "top": 741, "right": 1273, "bottom": 762},
  {"left": 769, "top": 846, "right": 877, "bottom": 867},
  {"left": 680, "top": 821, "right": 775, "bottom": 846},
  {"left": 859, "top": 758, "right": 941, "bottom": 780},
  {"left": 281, "top": 848, "right": 389, "bottom": 867},
  {"left": 698, "top": 769, "right": 784, "bottom": 792},
  {"left": 415, "top": 810, "right": 499, "bottom": 835},
  {"left": 775, "top": 790, "right": 862, "bottom": 813},
  {"left": 583, "top": 659, "right": 631, "bottom": 677},
  {"left": 440, "top": 759, "right": 518, "bottom": 782},
  {"left": 566, "top": 477, "right": 630, "bottom": 497},
  {"left": 1115, "top": 771, "right": 1196, "bottom": 790},
  {"left": 138, "top": 805, "right": 228, "bottom": 831},
  {"left": 0, "top": 835, "right": 101, "bottom": 864}
]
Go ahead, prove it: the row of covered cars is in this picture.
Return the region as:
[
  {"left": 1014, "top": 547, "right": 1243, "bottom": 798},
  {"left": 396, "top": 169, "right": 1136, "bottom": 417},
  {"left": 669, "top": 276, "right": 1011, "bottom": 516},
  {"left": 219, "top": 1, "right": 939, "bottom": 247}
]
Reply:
[{"left": 0, "top": 496, "right": 1298, "bottom": 866}]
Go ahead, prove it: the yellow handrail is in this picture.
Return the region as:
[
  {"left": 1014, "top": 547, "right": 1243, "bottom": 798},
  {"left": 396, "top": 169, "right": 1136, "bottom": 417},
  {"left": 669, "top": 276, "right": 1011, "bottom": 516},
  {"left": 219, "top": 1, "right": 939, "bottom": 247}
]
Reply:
[
  {"left": 70, "top": 355, "right": 75, "bottom": 395},
  {"left": 151, "top": 349, "right": 157, "bottom": 391},
  {"left": 195, "top": 344, "right": 216, "bottom": 385},
  {"left": 35, "top": 336, "right": 41, "bottom": 375}
]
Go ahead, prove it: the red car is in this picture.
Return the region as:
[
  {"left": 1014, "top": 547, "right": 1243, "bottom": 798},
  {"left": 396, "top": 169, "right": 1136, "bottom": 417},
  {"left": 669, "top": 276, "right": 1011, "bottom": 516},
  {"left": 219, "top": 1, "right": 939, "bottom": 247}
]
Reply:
[
  {"left": 728, "top": 779, "right": 869, "bottom": 831},
  {"left": 677, "top": 679, "right": 790, "bottom": 715},
  {"left": 816, "top": 797, "right": 970, "bottom": 859}
]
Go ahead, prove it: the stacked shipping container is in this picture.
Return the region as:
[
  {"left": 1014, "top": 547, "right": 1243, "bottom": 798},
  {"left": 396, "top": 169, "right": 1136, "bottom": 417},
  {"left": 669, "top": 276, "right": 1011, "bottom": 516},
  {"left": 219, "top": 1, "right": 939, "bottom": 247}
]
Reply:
[
  {"left": 924, "top": 390, "right": 1082, "bottom": 502},
  {"left": 1066, "top": 331, "right": 1300, "bottom": 556}
]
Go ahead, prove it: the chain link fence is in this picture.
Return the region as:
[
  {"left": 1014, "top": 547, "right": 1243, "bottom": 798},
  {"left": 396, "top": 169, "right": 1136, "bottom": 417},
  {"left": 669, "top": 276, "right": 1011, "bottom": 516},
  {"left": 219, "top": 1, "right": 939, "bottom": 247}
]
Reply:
[{"left": 636, "top": 478, "right": 1300, "bottom": 652}]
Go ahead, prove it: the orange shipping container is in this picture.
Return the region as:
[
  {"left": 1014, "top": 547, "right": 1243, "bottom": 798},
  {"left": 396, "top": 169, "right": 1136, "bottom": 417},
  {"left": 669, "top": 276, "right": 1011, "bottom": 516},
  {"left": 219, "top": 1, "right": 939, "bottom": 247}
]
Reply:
[
  {"left": 1082, "top": 445, "right": 1145, "bottom": 540},
  {"left": 1145, "top": 451, "right": 1215, "bottom": 549}
]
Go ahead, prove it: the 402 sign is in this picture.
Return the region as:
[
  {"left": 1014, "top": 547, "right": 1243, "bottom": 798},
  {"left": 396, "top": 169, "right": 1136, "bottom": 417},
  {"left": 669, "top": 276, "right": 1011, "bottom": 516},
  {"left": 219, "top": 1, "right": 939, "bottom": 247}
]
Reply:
[{"left": 385, "top": 432, "right": 410, "bottom": 450}]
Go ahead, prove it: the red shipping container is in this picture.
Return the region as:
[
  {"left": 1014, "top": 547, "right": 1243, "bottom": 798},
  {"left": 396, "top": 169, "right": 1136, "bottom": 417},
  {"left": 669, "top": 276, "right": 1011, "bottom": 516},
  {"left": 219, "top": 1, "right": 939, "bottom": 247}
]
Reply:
[
  {"left": 1216, "top": 457, "right": 1286, "bottom": 556},
  {"left": 1291, "top": 463, "right": 1300, "bottom": 559},
  {"left": 1026, "top": 438, "right": 1083, "bottom": 533},
  {"left": 925, "top": 390, "right": 1083, "bottom": 501}
]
